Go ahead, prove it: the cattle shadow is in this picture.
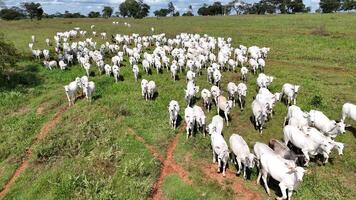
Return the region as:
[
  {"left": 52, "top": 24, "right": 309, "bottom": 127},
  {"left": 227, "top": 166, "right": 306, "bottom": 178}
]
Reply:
[
  {"left": 346, "top": 126, "right": 356, "bottom": 138},
  {"left": 176, "top": 115, "right": 183, "bottom": 128},
  {"left": 152, "top": 91, "right": 159, "bottom": 100},
  {"left": 218, "top": 109, "right": 231, "bottom": 123},
  {"left": 0, "top": 64, "right": 43, "bottom": 90}
]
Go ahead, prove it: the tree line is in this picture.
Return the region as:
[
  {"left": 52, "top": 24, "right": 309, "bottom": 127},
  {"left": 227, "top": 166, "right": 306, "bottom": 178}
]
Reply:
[{"left": 0, "top": 0, "right": 355, "bottom": 21}]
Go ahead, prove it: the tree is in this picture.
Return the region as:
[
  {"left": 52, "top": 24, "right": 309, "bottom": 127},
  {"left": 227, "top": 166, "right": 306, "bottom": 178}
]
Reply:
[
  {"left": 342, "top": 0, "right": 356, "bottom": 11},
  {"left": 119, "top": 0, "right": 150, "bottom": 19},
  {"left": 168, "top": 2, "right": 175, "bottom": 16},
  {"left": 173, "top": 11, "right": 180, "bottom": 16},
  {"left": 197, "top": 2, "right": 231, "bottom": 16},
  {"left": 0, "top": 34, "right": 19, "bottom": 77},
  {"left": 21, "top": 2, "right": 44, "bottom": 20},
  {"left": 0, "top": 7, "right": 26, "bottom": 20},
  {"left": 154, "top": 8, "right": 170, "bottom": 17},
  {"left": 88, "top": 11, "right": 101, "bottom": 18},
  {"left": 182, "top": 5, "right": 194, "bottom": 16},
  {"left": 102, "top": 6, "right": 113, "bottom": 18},
  {"left": 228, "top": 0, "right": 248, "bottom": 15},
  {"left": 319, "top": 0, "right": 341, "bottom": 13}
]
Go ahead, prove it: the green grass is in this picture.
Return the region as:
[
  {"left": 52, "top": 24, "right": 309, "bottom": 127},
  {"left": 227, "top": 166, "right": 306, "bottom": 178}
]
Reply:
[{"left": 0, "top": 13, "right": 355, "bottom": 199}]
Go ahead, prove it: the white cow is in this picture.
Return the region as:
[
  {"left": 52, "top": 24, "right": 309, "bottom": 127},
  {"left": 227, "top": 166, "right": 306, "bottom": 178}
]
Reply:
[
  {"left": 83, "top": 81, "right": 95, "bottom": 102},
  {"left": 185, "top": 81, "right": 199, "bottom": 106},
  {"left": 240, "top": 66, "right": 248, "bottom": 82},
  {"left": 43, "top": 60, "right": 57, "bottom": 70},
  {"left": 229, "top": 134, "right": 256, "bottom": 179},
  {"left": 217, "top": 96, "right": 233, "bottom": 126},
  {"left": 258, "top": 152, "right": 305, "bottom": 200},
  {"left": 132, "top": 64, "right": 139, "bottom": 82},
  {"left": 201, "top": 89, "right": 212, "bottom": 112},
  {"left": 207, "top": 115, "right": 224, "bottom": 135},
  {"left": 211, "top": 86, "right": 221, "bottom": 105},
  {"left": 227, "top": 82, "right": 238, "bottom": 107},
  {"left": 283, "top": 125, "right": 333, "bottom": 166},
  {"left": 112, "top": 65, "right": 120, "bottom": 82},
  {"left": 168, "top": 100, "right": 180, "bottom": 129},
  {"left": 252, "top": 100, "right": 268, "bottom": 134},
  {"left": 341, "top": 102, "right": 356, "bottom": 122},
  {"left": 237, "top": 83, "right": 247, "bottom": 111},
  {"left": 281, "top": 83, "right": 300, "bottom": 105},
  {"left": 193, "top": 105, "right": 206, "bottom": 136},
  {"left": 309, "top": 110, "right": 346, "bottom": 138},
  {"left": 211, "top": 132, "right": 229, "bottom": 177},
  {"left": 213, "top": 70, "right": 222, "bottom": 87},
  {"left": 147, "top": 81, "right": 156, "bottom": 100},
  {"left": 59, "top": 60, "right": 67, "bottom": 70},
  {"left": 185, "top": 107, "right": 196, "bottom": 139},
  {"left": 284, "top": 105, "right": 310, "bottom": 129},
  {"left": 141, "top": 79, "right": 149, "bottom": 101}
]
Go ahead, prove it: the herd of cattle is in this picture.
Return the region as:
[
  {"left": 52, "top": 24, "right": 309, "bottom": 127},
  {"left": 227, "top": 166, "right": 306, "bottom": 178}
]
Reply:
[{"left": 28, "top": 24, "right": 355, "bottom": 200}]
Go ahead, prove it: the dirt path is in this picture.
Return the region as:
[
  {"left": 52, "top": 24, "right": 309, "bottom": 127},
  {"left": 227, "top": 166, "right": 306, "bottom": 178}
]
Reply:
[
  {"left": 151, "top": 128, "right": 192, "bottom": 200},
  {"left": 127, "top": 128, "right": 164, "bottom": 162},
  {"left": 201, "top": 164, "right": 263, "bottom": 200},
  {"left": 0, "top": 106, "right": 68, "bottom": 199}
]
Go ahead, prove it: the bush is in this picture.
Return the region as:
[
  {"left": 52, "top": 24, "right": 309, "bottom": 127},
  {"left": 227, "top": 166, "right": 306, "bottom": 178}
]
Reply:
[
  {"left": 310, "top": 95, "right": 323, "bottom": 107},
  {"left": 0, "top": 8, "right": 26, "bottom": 20}
]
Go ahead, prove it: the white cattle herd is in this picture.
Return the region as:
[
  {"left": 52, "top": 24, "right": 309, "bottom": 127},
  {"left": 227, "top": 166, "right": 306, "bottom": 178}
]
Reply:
[{"left": 28, "top": 23, "right": 355, "bottom": 200}]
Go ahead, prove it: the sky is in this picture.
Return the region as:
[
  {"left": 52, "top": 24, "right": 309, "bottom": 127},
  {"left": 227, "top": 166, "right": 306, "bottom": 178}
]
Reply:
[{"left": 1, "top": 0, "right": 321, "bottom": 15}]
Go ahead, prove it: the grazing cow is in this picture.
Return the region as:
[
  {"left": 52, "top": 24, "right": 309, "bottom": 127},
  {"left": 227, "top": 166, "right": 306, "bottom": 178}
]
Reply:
[
  {"left": 168, "top": 100, "right": 180, "bottom": 129},
  {"left": 217, "top": 96, "right": 233, "bottom": 126},
  {"left": 229, "top": 134, "right": 256, "bottom": 179},
  {"left": 341, "top": 102, "right": 356, "bottom": 123},
  {"left": 309, "top": 110, "right": 345, "bottom": 138},
  {"left": 185, "top": 107, "right": 196, "bottom": 139},
  {"left": 211, "top": 131, "right": 229, "bottom": 177},
  {"left": 281, "top": 83, "right": 300, "bottom": 105}
]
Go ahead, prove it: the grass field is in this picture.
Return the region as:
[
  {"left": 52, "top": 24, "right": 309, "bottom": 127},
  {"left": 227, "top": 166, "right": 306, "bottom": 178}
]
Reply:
[{"left": 0, "top": 13, "right": 356, "bottom": 200}]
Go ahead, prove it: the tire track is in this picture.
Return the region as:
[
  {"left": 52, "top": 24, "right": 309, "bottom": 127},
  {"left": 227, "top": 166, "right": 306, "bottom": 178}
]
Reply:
[
  {"left": 0, "top": 106, "right": 68, "bottom": 199},
  {"left": 151, "top": 128, "right": 192, "bottom": 200}
]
